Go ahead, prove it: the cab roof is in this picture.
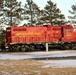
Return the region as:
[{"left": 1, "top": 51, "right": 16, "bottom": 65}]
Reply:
[{"left": 62, "top": 25, "right": 73, "bottom": 29}]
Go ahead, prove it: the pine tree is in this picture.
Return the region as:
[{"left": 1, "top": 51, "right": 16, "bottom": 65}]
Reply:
[
  {"left": 0, "top": 0, "right": 3, "bottom": 10},
  {"left": 24, "top": 0, "right": 43, "bottom": 26},
  {"left": 0, "top": 0, "right": 4, "bottom": 28},
  {"left": 3, "top": 0, "right": 24, "bottom": 26},
  {"left": 68, "top": 3, "right": 76, "bottom": 28},
  {"left": 40, "top": 0, "right": 65, "bottom": 25}
]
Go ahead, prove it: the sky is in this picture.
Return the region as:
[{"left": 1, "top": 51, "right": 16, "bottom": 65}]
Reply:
[{"left": 17, "top": 0, "right": 76, "bottom": 21}]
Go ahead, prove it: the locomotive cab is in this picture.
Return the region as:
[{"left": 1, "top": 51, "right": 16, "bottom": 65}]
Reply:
[
  {"left": 61, "top": 25, "right": 74, "bottom": 50},
  {"left": 62, "top": 25, "right": 73, "bottom": 42}
]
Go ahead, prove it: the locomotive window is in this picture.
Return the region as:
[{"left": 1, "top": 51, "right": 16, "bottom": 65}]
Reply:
[{"left": 66, "top": 29, "right": 72, "bottom": 33}]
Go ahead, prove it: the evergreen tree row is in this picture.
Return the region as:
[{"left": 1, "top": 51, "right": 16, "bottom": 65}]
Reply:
[{"left": 0, "top": 0, "right": 75, "bottom": 28}]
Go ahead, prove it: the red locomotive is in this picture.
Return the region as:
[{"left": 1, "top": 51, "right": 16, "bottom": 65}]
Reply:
[{"left": 5, "top": 24, "right": 76, "bottom": 51}]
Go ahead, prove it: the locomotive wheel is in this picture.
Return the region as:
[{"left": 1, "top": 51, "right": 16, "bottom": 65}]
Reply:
[
  {"left": 24, "top": 45, "right": 30, "bottom": 51},
  {"left": 9, "top": 45, "right": 19, "bottom": 52},
  {"left": 64, "top": 45, "right": 69, "bottom": 50},
  {"left": 21, "top": 47, "right": 26, "bottom": 52},
  {"left": 60, "top": 45, "right": 64, "bottom": 50},
  {"left": 40, "top": 45, "right": 45, "bottom": 50},
  {"left": 16, "top": 46, "right": 21, "bottom": 52},
  {"left": 36, "top": 45, "right": 41, "bottom": 50},
  {"left": 36, "top": 44, "right": 44, "bottom": 50},
  {"left": 64, "top": 44, "right": 71, "bottom": 50},
  {"left": 12, "top": 45, "right": 17, "bottom": 52},
  {"left": 21, "top": 45, "right": 28, "bottom": 52},
  {"left": 9, "top": 45, "right": 13, "bottom": 52},
  {"left": 71, "top": 44, "right": 76, "bottom": 50},
  {"left": 20, "top": 45, "right": 25, "bottom": 52},
  {"left": 72, "top": 46, "right": 76, "bottom": 50},
  {"left": 29, "top": 45, "right": 35, "bottom": 51}
]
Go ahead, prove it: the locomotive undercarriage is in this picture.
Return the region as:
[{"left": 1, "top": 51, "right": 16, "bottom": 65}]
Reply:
[
  {"left": 45, "top": 42, "right": 76, "bottom": 50},
  {"left": 61, "top": 42, "right": 76, "bottom": 50},
  {"left": 1, "top": 42, "right": 76, "bottom": 52},
  {"left": 8, "top": 42, "right": 76, "bottom": 52},
  {"left": 6, "top": 43, "right": 45, "bottom": 52}
]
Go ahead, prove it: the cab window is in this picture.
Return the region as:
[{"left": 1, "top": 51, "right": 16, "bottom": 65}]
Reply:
[{"left": 66, "top": 29, "right": 72, "bottom": 34}]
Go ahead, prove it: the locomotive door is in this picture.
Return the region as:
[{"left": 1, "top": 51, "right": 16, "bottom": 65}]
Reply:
[
  {"left": 62, "top": 25, "right": 73, "bottom": 42},
  {"left": 52, "top": 27, "right": 62, "bottom": 42}
]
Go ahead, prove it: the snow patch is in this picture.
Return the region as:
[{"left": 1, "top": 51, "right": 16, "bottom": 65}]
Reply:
[
  {"left": 42, "top": 60, "right": 76, "bottom": 68},
  {"left": 0, "top": 50, "right": 76, "bottom": 60}
]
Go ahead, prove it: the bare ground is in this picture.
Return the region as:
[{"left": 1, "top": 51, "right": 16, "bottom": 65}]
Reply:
[{"left": 0, "top": 60, "right": 76, "bottom": 75}]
